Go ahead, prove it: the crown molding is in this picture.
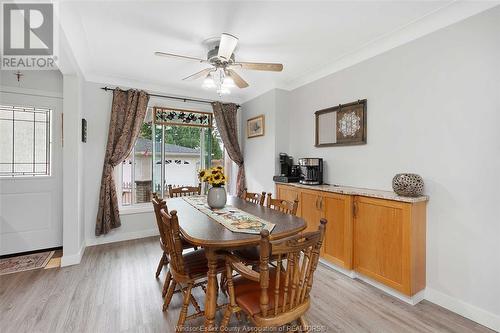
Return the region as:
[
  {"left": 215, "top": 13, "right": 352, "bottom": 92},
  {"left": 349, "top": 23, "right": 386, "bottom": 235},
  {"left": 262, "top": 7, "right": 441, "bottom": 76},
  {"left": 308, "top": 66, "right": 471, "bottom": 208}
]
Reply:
[
  {"left": 279, "top": 1, "right": 500, "bottom": 92},
  {"left": 0, "top": 85, "right": 63, "bottom": 99}
]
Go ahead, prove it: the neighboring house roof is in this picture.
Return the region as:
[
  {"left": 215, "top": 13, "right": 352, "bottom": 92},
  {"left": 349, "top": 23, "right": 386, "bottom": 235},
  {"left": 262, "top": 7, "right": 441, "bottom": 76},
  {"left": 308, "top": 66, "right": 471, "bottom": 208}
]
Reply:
[{"left": 135, "top": 137, "right": 200, "bottom": 155}]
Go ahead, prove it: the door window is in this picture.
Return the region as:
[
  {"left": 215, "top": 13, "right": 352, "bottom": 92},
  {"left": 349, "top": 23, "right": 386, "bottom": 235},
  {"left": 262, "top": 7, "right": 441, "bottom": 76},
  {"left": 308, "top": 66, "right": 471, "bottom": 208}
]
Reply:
[{"left": 0, "top": 105, "right": 51, "bottom": 177}]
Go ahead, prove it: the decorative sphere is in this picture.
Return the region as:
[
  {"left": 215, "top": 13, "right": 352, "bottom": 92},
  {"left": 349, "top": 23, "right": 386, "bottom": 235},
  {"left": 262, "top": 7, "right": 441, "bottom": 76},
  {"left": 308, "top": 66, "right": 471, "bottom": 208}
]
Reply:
[{"left": 392, "top": 173, "right": 424, "bottom": 197}]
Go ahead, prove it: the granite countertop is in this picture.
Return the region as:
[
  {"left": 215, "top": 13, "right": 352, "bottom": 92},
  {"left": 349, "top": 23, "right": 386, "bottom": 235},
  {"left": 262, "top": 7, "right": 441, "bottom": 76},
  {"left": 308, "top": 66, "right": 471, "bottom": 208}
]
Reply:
[{"left": 276, "top": 182, "right": 429, "bottom": 203}]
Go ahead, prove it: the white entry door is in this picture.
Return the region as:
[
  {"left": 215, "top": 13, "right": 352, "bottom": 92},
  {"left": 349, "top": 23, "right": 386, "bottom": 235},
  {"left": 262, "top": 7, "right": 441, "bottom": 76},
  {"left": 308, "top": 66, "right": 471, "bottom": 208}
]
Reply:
[{"left": 0, "top": 90, "right": 63, "bottom": 255}]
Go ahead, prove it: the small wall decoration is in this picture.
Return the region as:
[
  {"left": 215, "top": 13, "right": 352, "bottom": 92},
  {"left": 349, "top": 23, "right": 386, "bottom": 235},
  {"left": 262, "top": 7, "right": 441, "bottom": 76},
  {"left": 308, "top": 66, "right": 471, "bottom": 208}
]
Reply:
[
  {"left": 153, "top": 106, "right": 212, "bottom": 128},
  {"left": 81, "top": 118, "right": 87, "bottom": 143},
  {"left": 247, "top": 114, "right": 265, "bottom": 138},
  {"left": 315, "top": 99, "right": 367, "bottom": 147}
]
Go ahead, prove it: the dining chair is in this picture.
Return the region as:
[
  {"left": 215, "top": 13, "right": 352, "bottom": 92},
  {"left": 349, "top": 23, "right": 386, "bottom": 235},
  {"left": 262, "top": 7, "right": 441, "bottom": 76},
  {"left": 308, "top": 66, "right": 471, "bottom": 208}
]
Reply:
[
  {"left": 220, "top": 219, "right": 327, "bottom": 332},
  {"left": 160, "top": 208, "right": 227, "bottom": 329},
  {"left": 168, "top": 184, "right": 201, "bottom": 198},
  {"left": 232, "top": 194, "right": 299, "bottom": 265},
  {"left": 242, "top": 188, "right": 266, "bottom": 205},
  {"left": 152, "top": 193, "right": 197, "bottom": 298},
  {"left": 266, "top": 193, "right": 299, "bottom": 216}
]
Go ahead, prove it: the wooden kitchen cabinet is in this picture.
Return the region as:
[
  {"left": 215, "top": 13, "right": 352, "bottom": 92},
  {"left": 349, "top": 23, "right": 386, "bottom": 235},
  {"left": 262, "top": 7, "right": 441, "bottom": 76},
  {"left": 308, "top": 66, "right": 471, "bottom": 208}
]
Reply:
[
  {"left": 277, "top": 184, "right": 353, "bottom": 269},
  {"left": 299, "top": 190, "right": 323, "bottom": 233},
  {"left": 275, "top": 183, "right": 427, "bottom": 297},
  {"left": 353, "top": 196, "right": 426, "bottom": 296},
  {"left": 322, "top": 192, "right": 353, "bottom": 269}
]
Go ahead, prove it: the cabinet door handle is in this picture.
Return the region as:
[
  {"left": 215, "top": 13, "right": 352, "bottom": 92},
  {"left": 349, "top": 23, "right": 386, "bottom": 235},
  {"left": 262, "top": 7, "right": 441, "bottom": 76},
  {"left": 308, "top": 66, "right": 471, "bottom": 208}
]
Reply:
[
  {"left": 353, "top": 201, "right": 358, "bottom": 218},
  {"left": 315, "top": 197, "right": 319, "bottom": 210},
  {"left": 319, "top": 197, "right": 323, "bottom": 210}
]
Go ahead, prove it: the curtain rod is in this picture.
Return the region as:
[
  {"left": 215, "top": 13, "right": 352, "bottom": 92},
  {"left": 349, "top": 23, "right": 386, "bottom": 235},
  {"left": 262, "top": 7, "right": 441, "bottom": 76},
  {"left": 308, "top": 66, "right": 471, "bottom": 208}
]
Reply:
[{"left": 100, "top": 86, "right": 240, "bottom": 108}]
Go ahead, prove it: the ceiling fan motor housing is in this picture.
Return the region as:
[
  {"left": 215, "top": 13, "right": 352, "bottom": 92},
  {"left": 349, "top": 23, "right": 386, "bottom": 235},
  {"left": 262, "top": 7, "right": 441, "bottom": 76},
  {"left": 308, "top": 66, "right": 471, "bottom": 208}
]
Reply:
[{"left": 207, "top": 46, "right": 235, "bottom": 66}]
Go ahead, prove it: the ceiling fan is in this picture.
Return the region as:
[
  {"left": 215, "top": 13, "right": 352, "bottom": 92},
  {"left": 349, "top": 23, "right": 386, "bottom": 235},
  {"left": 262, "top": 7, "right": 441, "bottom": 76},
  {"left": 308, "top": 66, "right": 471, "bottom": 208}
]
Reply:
[{"left": 154, "top": 33, "right": 283, "bottom": 95}]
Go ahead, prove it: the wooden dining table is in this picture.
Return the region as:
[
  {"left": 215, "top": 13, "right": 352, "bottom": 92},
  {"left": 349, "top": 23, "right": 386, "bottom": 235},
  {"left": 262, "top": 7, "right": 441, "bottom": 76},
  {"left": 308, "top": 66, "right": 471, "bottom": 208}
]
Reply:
[{"left": 167, "top": 195, "right": 307, "bottom": 331}]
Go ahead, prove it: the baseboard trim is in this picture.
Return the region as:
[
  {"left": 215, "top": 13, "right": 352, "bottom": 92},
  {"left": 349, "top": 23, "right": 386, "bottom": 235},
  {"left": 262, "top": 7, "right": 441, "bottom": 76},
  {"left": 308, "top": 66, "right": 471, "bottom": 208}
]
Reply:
[
  {"left": 355, "top": 273, "right": 426, "bottom": 305},
  {"left": 320, "top": 258, "right": 356, "bottom": 278},
  {"left": 425, "top": 287, "right": 500, "bottom": 332},
  {"left": 60, "top": 242, "right": 86, "bottom": 267},
  {"left": 319, "top": 259, "right": 424, "bottom": 305},
  {"left": 319, "top": 260, "right": 499, "bottom": 331},
  {"left": 85, "top": 228, "right": 159, "bottom": 247},
  {"left": 60, "top": 229, "right": 160, "bottom": 266}
]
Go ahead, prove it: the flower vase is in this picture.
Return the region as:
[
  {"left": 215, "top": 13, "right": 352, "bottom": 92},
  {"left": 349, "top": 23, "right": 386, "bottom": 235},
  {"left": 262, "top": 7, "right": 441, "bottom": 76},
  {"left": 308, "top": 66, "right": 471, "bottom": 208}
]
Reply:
[{"left": 207, "top": 185, "right": 227, "bottom": 209}]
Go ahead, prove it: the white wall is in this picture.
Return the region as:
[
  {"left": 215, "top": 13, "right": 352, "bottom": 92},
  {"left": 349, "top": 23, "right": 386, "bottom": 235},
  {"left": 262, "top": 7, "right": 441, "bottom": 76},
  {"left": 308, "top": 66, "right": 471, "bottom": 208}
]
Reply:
[
  {"left": 58, "top": 28, "right": 87, "bottom": 266},
  {"left": 274, "top": 89, "right": 291, "bottom": 173},
  {"left": 242, "top": 6, "right": 500, "bottom": 331},
  {"left": 241, "top": 89, "right": 277, "bottom": 193},
  {"left": 241, "top": 89, "right": 292, "bottom": 195},
  {"left": 1, "top": 70, "right": 63, "bottom": 93},
  {"left": 61, "top": 74, "right": 86, "bottom": 265}
]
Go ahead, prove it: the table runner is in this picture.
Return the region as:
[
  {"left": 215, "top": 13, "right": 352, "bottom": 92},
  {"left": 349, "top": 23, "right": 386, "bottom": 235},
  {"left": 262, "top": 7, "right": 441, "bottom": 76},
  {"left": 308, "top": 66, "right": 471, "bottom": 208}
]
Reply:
[{"left": 182, "top": 196, "right": 275, "bottom": 234}]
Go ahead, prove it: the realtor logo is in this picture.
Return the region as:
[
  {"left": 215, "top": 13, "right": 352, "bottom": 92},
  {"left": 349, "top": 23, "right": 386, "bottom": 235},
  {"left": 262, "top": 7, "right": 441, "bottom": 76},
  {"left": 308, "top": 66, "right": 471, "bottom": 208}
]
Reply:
[
  {"left": 3, "top": 3, "right": 53, "bottom": 55},
  {"left": 1, "top": 3, "right": 57, "bottom": 69}
]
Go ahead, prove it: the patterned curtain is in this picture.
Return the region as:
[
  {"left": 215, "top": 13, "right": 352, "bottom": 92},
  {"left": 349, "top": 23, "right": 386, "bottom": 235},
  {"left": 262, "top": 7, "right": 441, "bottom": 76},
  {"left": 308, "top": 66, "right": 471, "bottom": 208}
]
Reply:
[
  {"left": 212, "top": 102, "right": 246, "bottom": 196},
  {"left": 95, "top": 89, "right": 150, "bottom": 236}
]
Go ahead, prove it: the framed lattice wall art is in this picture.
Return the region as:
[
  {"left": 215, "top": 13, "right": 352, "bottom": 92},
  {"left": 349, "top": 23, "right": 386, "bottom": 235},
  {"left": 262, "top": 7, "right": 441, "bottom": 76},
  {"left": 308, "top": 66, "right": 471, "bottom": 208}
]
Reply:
[{"left": 315, "top": 99, "right": 367, "bottom": 147}]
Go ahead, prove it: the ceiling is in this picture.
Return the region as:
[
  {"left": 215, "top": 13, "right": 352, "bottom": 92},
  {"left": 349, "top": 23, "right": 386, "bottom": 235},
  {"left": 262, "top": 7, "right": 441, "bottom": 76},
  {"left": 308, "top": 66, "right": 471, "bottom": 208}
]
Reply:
[{"left": 59, "top": 1, "right": 497, "bottom": 103}]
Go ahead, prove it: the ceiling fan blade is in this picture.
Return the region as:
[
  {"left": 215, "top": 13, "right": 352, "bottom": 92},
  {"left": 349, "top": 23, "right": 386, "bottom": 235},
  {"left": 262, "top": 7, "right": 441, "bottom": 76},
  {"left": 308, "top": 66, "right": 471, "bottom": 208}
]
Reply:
[
  {"left": 227, "top": 69, "right": 249, "bottom": 88},
  {"left": 217, "top": 33, "right": 239, "bottom": 60},
  {"left": 182, "top": 68, "right": 213, "bottom": 81},
  {"left": 154, "top": 51, "right": 207, "bottom": 63},
  {"left": 231, "top": 62, "right": 283, "bottom": 72}
]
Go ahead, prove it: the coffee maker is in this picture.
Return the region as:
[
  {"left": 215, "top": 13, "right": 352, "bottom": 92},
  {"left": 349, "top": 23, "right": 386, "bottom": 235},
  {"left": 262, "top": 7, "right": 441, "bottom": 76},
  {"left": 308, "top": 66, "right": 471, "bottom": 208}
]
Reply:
[
  {"left": 273, "top": 153, "right": 300, "bottom": 183},
  {"left": 279, "top": 153, "right": 293, "bottom": 176},
  {"left": 298, "top": 158, "right": 323, "bottom": 185}
]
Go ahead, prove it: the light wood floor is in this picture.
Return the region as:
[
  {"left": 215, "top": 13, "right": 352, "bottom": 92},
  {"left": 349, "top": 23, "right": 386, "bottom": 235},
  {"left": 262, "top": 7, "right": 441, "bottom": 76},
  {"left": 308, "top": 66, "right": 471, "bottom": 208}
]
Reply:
[{"left": 0, "top": 237, "right": 492, "bottom": 333}]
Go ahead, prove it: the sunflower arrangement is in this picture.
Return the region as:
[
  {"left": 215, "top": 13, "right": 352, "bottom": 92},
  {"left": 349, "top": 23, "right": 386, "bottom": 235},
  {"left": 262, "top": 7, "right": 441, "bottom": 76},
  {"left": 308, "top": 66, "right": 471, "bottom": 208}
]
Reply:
[{"left": 198, "top": 166, "right": 227, "bottom": 187}]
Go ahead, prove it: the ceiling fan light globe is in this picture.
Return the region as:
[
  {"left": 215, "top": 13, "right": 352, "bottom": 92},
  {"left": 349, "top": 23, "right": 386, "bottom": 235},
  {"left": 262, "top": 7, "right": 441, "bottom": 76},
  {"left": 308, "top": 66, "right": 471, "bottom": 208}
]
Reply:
[
  {"left": 222, "top": 76, "right": 236, "bottom": 88},
  {"left": 202, "top": 76, "right": 215, "bottom": 89},
  {"left": 217, "top": 87, "right": 231, "bottom": 95}
]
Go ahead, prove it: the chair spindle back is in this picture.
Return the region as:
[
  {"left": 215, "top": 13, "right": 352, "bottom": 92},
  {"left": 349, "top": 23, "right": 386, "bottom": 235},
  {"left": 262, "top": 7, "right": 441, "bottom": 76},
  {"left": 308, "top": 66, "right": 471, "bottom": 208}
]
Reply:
[
  {"left": 259, "top": 219, "right": 326, "bottom": 317},
  {"left": 159, "top": 209, "right": 186, "bottom": 276},
  {"left": 242, "top": 188, "right": 266, "bottom": 205},
  {"left": 168, "top": 184, "right": 201, "bottom": 198},
  {"left": 152, "top": 193, "right": 168, "bottom": 246},
  {"left": 265, "top": 193, "right": 299, "bottom": 216}
]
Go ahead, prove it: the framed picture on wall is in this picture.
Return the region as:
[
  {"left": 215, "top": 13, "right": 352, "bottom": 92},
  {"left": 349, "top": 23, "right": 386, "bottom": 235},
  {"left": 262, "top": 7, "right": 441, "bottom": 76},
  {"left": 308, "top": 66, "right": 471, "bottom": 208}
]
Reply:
[
  {"left": 315, "top": 99, "right": 367, "bottom": 147},
  {"left": 247, "top": 114, "right": 265, "bottom": 138}
]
